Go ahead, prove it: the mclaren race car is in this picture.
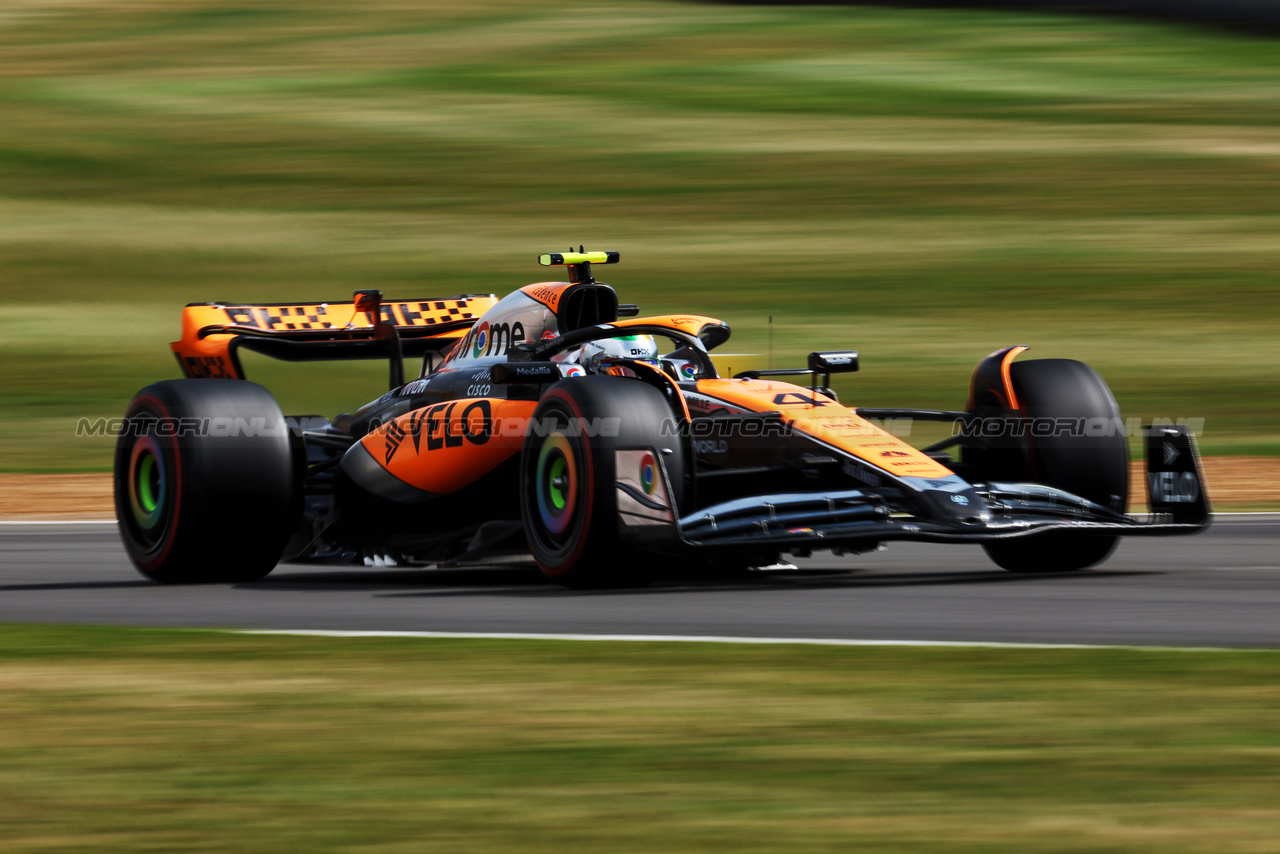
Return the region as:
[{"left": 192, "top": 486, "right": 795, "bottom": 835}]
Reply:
[{"left": 115, "top": 251, "right": 1210, "bottom": 587}]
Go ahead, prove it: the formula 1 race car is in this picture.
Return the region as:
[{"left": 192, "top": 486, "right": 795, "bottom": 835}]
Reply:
[{"left": 115, "top": 251, "right": 1210, "bottom": 587}]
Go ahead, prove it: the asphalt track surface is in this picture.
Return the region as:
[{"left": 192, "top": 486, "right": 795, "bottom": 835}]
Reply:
[{"left": 1, "top": 515, "right": 1278, "bottom": 648}]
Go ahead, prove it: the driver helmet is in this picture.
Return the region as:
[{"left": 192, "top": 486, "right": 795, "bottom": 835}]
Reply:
[{"left": 579, "top": 335, "right": 659, "bottom": 374}]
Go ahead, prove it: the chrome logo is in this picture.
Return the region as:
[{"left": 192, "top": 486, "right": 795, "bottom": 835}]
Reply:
[
  {"left": 639, "top": 452, "right": 657, "bottom": 495},
  {"left": 472, "top": 322, "right": 489, "bottom": 358}
]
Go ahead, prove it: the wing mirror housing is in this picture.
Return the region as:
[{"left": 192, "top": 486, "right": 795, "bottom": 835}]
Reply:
[{"left": 808, "top": 351, "right": 859, "bottom": 374}]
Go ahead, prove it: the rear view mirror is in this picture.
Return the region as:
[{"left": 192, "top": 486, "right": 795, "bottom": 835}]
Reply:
[{"left": 808, "top": 351, "right": 859, "bottom": 374}]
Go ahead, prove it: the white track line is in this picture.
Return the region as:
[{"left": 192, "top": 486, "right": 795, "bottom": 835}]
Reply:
[{"left": 233, "top": 629, "right": 1261, "bottom": 653}]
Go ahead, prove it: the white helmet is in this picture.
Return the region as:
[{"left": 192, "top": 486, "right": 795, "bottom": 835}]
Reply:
[{"left": 579, "top": 335, "right": 659, "bottom": 373}]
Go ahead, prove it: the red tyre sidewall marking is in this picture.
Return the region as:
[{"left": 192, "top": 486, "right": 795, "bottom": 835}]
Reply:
[{"left": 129, "top": 395, "right": 183, "bottom": 572}]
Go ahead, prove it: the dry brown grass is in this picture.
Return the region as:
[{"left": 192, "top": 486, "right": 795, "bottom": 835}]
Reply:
[
  {"left": 1130, "top": 456, "right": 1280, "bottom": 510},
  {"left": 2, "top": 456, "right": 1275, "bottom": 520},
  {"left": 0, "top": 473, "right": 115, "bottom": 519}
]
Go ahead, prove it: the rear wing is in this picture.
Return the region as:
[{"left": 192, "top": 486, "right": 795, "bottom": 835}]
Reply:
[{"left": 171, "top": 289, "right": 497, "bottom": 388}]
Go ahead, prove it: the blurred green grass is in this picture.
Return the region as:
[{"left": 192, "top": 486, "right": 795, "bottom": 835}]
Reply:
[
  {"left": 1, "top": 1, "right": 1278, "bottom": 470},
  {"left": 1, "top": 624, "right": 1279, "bottom": 852}
]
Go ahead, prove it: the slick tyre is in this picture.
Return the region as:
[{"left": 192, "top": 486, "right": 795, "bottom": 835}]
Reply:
[
  {"left": 520, "top": 376, "right": 685, "bottom": 589},
  {"left": 982, "top": 359, "right": 1129, "bottom": 573},
  {"left": 114, "top": 379, "right": 297, "bottom": 583}
]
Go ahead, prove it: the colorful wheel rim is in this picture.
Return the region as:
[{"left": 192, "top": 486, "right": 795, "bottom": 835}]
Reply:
[
  {"left": 128, "top": 435, "right": 168, "bottom": 540},
  {"left": 535, "top": 431, "right": 577, "bottom": 536},
  {"left": 639, "top": 451, "right": 657, "bottom": 495}
]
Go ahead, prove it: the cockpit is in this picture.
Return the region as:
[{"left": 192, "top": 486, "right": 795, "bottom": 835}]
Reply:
[{"left": 428, "top": 251, "right": 729, "bottom": 384}]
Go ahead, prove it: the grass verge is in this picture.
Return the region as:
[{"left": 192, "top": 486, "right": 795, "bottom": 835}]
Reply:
[
  {"left": 1, "top": 1, "right": 1278, "bottom": 468},
  {"left": 1, "top": 624, "right": 1278, "bottom": 852}
]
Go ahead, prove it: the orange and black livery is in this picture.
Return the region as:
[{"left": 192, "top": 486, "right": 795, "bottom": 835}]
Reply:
[{"left": 115, "top": 251, "right": 1210, "bottom": 587}]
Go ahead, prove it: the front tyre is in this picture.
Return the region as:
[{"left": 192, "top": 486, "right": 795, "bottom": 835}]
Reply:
[
  {"left": 521, "top": 376, "right": 685, "bottom": 588},
  {"left": 982, "top": 359, "right": 1129, "bottom": 573},
  {"left": 114, "top": 380, "right": 297, "bottom": 583}
]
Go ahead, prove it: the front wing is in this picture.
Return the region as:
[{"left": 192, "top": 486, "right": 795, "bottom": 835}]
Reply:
[{"left": 621, "top": 425, "right": 1210, "bottom": 552}]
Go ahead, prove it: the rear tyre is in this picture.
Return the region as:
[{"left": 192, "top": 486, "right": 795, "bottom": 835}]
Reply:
[
  {"left": 520, "top": 376, "right": 685, "bottom": 589},
  {"left": 114, "top": 380, "right": 297, "bottom": 583},
  {"left": 981, "top": 359, "right": 1129, "bottom": 573}
]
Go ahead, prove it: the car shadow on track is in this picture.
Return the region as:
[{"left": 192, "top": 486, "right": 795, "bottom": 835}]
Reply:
[
  {"left": 244, "top": 565, "right": 1154, "bottom": 598},
  {"left": 244, "top": 565, "right": 550, "bottom": 592},
  {"left": 0, "top": 566, "right": 1153, "bottom": 595},
  {"left": 0, "top": 580, "right": 156, "bottom": 592}
]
